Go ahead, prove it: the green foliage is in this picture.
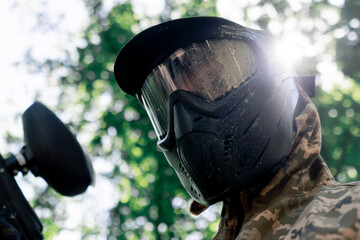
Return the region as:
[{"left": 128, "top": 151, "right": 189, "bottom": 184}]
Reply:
[
  {"left": 20, "top": 0, "right": 360, "bottom": 239},
  {"left": 314, "top": 81, "right": 360, "bottom": 182},
  {"left": 53, "top": 1, "right": 221, "bottom": 239},
  {"left": 165, "top": 0, "right": 218, "bottom": 19},
  {"left": 336, "top": 0, "right": 360, "bottom": 82}
]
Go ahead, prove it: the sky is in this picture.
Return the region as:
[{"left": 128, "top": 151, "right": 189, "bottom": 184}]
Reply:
[{"left": 0, "top": 0, "right": 89, "bottom": 153}]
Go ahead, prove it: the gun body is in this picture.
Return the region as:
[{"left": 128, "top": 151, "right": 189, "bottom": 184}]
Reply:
[{"left": 0, "top": 154, "right": 43, "bottom": 240}]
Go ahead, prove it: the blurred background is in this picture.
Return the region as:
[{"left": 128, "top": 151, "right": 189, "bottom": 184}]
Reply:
[{"left": 0, "top": 0, "right": 359, "bottom": 239}]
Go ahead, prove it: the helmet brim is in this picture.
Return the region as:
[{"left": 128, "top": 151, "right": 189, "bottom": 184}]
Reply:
[{"left": 114, "top": 17, "right": 249, "bottom": 96}]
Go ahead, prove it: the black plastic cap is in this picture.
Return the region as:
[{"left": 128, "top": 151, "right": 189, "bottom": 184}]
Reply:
[{"left": 22, "top": 102, "right": 94, "bottom": 196}]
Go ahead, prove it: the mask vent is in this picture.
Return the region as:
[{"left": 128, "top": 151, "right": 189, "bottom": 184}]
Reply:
[
  {"left": 179, "top": 162, "right": 202, "bottom": 199},
  {"left": 223, "top": 134, "right": 235, "bottom": 163},
  {"left": 179, "top": 162, "right": 192, "bottom": 181}
]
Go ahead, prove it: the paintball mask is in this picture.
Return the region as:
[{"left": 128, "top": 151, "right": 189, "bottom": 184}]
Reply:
[{"left": 114, "top": 17, "right": 300, "bottom": 206}]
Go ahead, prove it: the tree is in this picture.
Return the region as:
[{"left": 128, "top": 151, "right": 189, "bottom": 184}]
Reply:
[
  {"left": 52, "top": 1, "right": 221, "bottom": 239},
  {"left": 17, "top": 0, "right": 360, "bottom": 239}
]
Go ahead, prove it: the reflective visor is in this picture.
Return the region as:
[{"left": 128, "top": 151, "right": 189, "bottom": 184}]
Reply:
[{"left": 140, "top": 39, "right": 258, "bottom": 139}]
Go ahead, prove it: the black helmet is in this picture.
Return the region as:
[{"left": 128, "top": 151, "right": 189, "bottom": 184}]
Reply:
[{"left": 114, "top": 17, "right": 299, "bottom": 206}]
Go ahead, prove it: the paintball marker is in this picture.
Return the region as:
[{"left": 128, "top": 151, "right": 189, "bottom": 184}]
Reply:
[{"left": 0, "top": 102, "right": 94, "bottom": 240}]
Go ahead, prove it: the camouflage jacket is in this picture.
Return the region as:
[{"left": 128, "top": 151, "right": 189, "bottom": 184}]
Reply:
[{"left": 191, "top": 88, "right": 360, "bottom": 240}]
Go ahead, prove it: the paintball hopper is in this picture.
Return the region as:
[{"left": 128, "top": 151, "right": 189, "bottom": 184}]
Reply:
[{"left": 6, "top": 102, "right": 94, "bottom": 196}]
